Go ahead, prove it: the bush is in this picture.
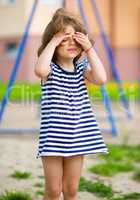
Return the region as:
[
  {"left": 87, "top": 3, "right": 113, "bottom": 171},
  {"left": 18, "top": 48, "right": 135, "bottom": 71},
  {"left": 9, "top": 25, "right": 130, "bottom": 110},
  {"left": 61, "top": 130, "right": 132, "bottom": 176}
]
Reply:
[{"left": 0, "top": 81, "right": 139, "bottom": 102}]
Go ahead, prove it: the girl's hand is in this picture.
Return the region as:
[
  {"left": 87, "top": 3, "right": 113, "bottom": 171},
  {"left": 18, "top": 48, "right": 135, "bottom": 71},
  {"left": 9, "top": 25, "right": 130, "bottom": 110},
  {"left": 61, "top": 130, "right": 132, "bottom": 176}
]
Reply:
[
  {"left": 73, "top": 32, "right": 94, "bottom": 52},
  {"left": 51, "top": 32, "right": 70, "bottom": 47}
]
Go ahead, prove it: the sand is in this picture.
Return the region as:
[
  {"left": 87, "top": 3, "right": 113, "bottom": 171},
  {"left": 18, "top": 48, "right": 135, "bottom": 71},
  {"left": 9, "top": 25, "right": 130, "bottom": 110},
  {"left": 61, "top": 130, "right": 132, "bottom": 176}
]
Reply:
[{"left": 0, "top": 102, "right": 140, "bottom": 200}]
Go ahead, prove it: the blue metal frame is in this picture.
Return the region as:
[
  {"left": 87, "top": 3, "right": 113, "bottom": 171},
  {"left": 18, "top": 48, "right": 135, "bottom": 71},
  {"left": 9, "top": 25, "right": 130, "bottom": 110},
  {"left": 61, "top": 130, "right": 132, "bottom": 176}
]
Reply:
[
  {"left": 90, "top": 0, "right": 132, "bottom": 119},
  {"left": 0, "top": 0, "right": 39, "bottom": 122},
  {"left": 77, "top": 0, "right": 118, "bottom": 136}
]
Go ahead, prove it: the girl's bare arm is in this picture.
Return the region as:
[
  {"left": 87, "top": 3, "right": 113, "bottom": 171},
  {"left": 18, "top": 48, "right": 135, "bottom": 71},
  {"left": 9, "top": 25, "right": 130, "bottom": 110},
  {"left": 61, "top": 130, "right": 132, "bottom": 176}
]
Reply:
[
  {"left": 34, "top": 32, "right": 70, "bottom": 79},
  {"left": 73, "top": 32, "right": 107, "bottom": 85},
  {"left": 34, "top": 40, "right": 56, "bottom": 79},
  {"left": 84, "top": 48, "right": 107, "bottom": 85}
]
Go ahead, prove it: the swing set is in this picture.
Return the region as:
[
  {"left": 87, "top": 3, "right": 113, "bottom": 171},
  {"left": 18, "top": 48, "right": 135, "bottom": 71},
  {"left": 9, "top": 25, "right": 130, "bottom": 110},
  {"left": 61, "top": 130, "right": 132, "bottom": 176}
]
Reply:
[{"left": 0, "top": 0, "right": 133, "bottom": 136}]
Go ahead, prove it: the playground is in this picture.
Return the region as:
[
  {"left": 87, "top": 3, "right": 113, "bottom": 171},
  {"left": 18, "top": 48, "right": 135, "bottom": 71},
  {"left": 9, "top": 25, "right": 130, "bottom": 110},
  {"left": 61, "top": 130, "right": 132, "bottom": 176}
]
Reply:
[
  {"left": 0, "top": 102, "right": 140, "bottom": 200},
  {"left": 0, "top": 0, "right": 140, "bottom": 200}
]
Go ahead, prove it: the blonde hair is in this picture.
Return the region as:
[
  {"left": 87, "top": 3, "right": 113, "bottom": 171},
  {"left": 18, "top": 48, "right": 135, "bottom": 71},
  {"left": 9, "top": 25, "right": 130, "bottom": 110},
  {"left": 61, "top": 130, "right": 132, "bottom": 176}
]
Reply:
[{"left": 37, "top": 8, "right": 87, "bottom": 64}]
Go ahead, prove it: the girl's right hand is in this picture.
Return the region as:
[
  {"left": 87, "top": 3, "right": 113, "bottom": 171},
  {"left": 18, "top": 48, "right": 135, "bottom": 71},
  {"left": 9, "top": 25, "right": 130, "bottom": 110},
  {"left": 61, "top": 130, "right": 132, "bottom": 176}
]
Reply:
[{"left": 51, "top": 32, "right": 70, "bottom": 47}]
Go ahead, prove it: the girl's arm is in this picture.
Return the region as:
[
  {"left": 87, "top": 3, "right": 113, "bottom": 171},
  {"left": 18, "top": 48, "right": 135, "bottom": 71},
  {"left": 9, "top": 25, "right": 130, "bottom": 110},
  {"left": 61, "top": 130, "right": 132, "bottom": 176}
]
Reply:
[
  {"left": 73, "top": 32, "right": 107, "bottom": 85},
  {"left": 84, "top": 48, "right": 107, "bottom": 85},
  {"left": 34, "top": 32, "right": 70, "bottom": 79},
  {"left": 34, "top": 40, "right": 56, "bottom": 79}
]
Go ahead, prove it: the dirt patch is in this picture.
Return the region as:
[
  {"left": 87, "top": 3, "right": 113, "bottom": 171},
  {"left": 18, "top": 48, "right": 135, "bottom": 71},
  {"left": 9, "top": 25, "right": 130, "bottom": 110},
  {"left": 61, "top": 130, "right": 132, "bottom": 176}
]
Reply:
[{"left": 0, "top": 102, "right": 140, "bottom": 199}]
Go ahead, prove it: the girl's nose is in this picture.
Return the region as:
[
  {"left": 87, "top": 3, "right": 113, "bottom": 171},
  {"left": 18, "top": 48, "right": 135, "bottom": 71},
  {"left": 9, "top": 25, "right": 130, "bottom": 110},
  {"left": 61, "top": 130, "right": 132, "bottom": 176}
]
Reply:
[{"left": 69, "top": 35, "right": 76, "bottom": 44}]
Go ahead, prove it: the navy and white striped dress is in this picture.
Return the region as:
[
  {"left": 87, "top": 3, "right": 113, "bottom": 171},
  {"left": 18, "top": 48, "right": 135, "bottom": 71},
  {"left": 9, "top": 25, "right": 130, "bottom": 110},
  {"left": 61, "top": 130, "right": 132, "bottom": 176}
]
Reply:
[{"left": 36, "top": 59, "right": 108, "bottom": 158}]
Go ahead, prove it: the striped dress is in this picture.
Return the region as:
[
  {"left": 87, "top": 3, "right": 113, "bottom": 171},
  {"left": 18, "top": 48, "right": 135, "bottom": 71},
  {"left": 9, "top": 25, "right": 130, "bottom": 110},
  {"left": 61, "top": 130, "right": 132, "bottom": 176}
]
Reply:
[{"left": 36, "top": 59, "right": 109, "bottom": 158}]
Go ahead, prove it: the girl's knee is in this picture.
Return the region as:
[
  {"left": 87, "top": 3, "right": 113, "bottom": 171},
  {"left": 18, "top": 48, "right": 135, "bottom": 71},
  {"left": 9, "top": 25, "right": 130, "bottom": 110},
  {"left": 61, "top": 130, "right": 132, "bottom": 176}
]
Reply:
[
  {"left": 44, "top": 185, "right": 62, "bottom": 198},
  {"left": 63, "top": 184, "right": 78, "bottom": 197}
]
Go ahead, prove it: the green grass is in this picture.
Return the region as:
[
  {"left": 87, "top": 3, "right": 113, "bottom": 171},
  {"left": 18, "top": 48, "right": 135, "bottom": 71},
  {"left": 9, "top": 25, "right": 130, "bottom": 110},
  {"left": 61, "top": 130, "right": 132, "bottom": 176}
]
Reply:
[
  {"left": 88, "top": 161, "right": 135, "bottom": 177},
  {"left": 0, "top": 82, "right": 41, "bottom": 102},
  {"left": 0, "top": 190, "right": 32, "bottom": 200},
  {"left": 35, "top": 190, "right": 44, "bottom": 196},
  {"left": 89, "top": 144, "right": 140, "bottom": 177},
  {"left": 0, "top": 81, "right": 139, "bottom": 101},
  {"left": 10, "top": 170, "right": 32, "bottom": 179},
  {"left": 100, "top": 144, "right": 140, "bottom": 163},
  {"left": 88, "top": 81, "right": 139, "bottom": 101},
  {"left": 79, "top": 176, "right": 114, "bottom": 198},
  {"left": 111, "top": 192, "right": 140, "bottom": 200},
  {"left": 34, "top": 182, "right": 44, "bottom": 188},
  {"left": 132, "top": 170, "right": 140, "bottom": 182}
]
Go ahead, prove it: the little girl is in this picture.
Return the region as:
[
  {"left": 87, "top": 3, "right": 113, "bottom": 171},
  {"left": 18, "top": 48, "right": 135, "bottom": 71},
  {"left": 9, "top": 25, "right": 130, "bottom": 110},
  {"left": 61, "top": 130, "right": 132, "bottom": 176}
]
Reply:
[{"left": 35, "top": 8, "right": 108, "bottom": 200}]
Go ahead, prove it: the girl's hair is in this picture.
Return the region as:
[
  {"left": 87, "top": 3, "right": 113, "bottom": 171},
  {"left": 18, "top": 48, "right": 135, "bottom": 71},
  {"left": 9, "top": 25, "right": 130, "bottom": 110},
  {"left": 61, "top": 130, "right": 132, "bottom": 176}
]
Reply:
[{"left": 37, "top": 8, "right": 87, "bottom": 64}]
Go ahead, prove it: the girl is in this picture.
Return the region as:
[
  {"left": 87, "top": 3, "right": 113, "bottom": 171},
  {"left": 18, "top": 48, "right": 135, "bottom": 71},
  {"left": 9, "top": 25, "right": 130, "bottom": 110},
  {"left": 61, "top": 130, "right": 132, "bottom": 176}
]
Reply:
[{"left": 35, "top": 8, "right": 108, "bottom": 200}]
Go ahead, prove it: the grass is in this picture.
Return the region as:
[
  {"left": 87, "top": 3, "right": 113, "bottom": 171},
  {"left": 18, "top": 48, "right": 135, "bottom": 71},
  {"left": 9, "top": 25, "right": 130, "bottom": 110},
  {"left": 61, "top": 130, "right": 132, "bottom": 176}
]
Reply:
[
  {"left": 35, "top": 190, "right": 44, "bottom": 196},
  {"left": 87, "top": 81, "right": 139, "bottom": 101},
  {"left": 0, "top": 190, "right": 32, "bottom": 200},
  {"left": 132, "top": 170, "right": 140, "bottom": 182},
  {"left": 34, "top": 182, "right": 44, "bottom": 188},
  {"left": 88, "top": 144, "right": 140, "bottom": 177},
  {"left": 100, "top": 144, "right": 140, "bottom": 163},
  {"left": 0, "top": 81, "right": 139, "bottom": 101},
  {"left": 88, "top": 161, "right": 135, "bottom": 177},
  {"left": 10, "top": 170, "right": 32, "bottom": 179},
  {"left": 0, "top": 82, "right": 41, "bottom": 102},
  {"left": 34, "top": 182, "right": 44, "bottom": 197},
  {"left": 1, "top": 187, "right": 140, "bottom": 200},
  {"left": 79, "top": 176, "right": 114, "bottom": 198},
  {"left": 79, "top": 176, "right": 140, "bottom": 199},
  {"left": 111, "top": 192, "right": 140, "bottom": 200}
]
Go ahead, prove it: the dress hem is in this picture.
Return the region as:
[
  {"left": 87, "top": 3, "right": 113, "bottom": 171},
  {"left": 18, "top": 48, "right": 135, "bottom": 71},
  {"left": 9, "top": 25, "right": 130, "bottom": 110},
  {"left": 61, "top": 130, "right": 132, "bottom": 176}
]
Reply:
[{"left": 36, "top": 149, "right": 109, "bottom": 159}]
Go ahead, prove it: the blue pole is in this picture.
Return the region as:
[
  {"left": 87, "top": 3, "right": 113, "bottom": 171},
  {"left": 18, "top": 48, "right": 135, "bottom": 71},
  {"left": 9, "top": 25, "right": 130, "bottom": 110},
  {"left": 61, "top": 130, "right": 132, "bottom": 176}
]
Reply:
[
  {"left": 77, "top": 0, "right": 118, "bottom": 136},
  {"left": 91, "top": 0, "right": 132, "bottom": 119},
  {"left": 101, "top": 85, "right": 117, "bottom": 136},
  {"left": 138, "top": 77, "right": 140, "bottom": 103},
  {"left": 0, "top": 0, "right": 39, "bottom": 122}
]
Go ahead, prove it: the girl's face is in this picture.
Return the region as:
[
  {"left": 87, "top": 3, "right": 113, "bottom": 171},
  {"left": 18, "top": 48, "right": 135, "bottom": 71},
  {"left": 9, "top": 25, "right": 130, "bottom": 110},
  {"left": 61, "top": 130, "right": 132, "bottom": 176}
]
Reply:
[{"left": 56, "top": 25, "right": 82, "bottom": 61}]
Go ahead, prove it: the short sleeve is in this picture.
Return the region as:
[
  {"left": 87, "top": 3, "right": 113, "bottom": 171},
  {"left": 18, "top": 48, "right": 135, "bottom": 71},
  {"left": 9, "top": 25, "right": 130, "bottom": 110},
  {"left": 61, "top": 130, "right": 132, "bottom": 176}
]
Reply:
[
  {"left": 40, "top": 61, "right": 55, "bottom": 86},
  {"left": 50, "top": 61, "right": 55, "bottom": 69},
  {"left": 76, "top": 58, "right": 89, "bottom": 74}
]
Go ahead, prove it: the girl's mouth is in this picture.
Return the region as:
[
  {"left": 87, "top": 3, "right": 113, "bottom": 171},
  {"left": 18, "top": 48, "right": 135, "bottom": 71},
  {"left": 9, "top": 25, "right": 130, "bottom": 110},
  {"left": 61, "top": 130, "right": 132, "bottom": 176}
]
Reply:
[{"left": 67, "top": 48, "right": 77, "bottom": 52}]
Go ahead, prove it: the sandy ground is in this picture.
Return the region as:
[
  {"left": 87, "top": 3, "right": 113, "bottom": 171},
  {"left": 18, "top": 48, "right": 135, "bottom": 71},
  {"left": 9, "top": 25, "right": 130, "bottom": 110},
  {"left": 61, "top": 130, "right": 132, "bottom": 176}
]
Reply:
[{"left": 0, "top": 101, "right": 140, "bottom": 200}]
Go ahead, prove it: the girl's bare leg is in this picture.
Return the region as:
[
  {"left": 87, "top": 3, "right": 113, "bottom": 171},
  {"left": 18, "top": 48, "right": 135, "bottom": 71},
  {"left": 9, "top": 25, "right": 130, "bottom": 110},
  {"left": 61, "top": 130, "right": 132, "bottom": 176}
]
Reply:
[
  {"left": 41, "top": 156, "right": 63, "bottom": 200},
  {"left": 62, "top": 155, "right": 84, "bottom": 200}
]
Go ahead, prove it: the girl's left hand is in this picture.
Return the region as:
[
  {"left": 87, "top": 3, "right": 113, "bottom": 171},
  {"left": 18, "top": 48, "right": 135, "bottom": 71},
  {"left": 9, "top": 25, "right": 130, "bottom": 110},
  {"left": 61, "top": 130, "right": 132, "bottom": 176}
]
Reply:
[{"left": 73, "top": 32, "right": 93, "bottom": 51}]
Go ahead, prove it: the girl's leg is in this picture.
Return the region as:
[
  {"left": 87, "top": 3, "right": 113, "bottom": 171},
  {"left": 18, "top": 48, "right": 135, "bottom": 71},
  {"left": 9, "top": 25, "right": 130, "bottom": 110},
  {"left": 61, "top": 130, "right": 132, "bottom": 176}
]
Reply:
[
  {"left": 41, "top": 156, "right": 63, "bottom": 200},
  {"left": 62, "top": 155, "right": 84, "bottom": 200}
]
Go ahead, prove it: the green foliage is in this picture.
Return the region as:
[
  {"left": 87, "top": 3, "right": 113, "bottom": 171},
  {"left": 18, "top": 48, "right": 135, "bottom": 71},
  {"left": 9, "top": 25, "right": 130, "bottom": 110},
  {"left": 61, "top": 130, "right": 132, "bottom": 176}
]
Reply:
[
  {"left": 35, "top": 190, "right": 44, "bottom": 196},
  {"left": 111, "top": 192, "right": 140, "bottom": 200},
  {"left": 88, "top": 162, "right": 134, "bottom": 177},
  {"left": 0, "top": 82, "right": 41, "bottom": 102},
  {"left": 10, "top": 170, "right": 32, "bottom": 179},
  {"left": 88, "top": 81, "right": 139, "bottom": 101},
  {"left": 79, "top": 176, "right": 114, "bottom": 198},
  {"left": 89, "top": 144, "right": 140, "bottom": 179},
  {"left": 0, "top": 190, "right": 32, "bottom": 200},
  {"left": 34, "top": 182, "right": 44, "bottom": 188},
  {"left": 0, "top": 81, "right": 139, "bottom": 101},
  {"left": 132, "top": 170, "right": 140, "bottom": 182},
  {"left": 100, "top": 144, "right": 140, "bottom": 163}
]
